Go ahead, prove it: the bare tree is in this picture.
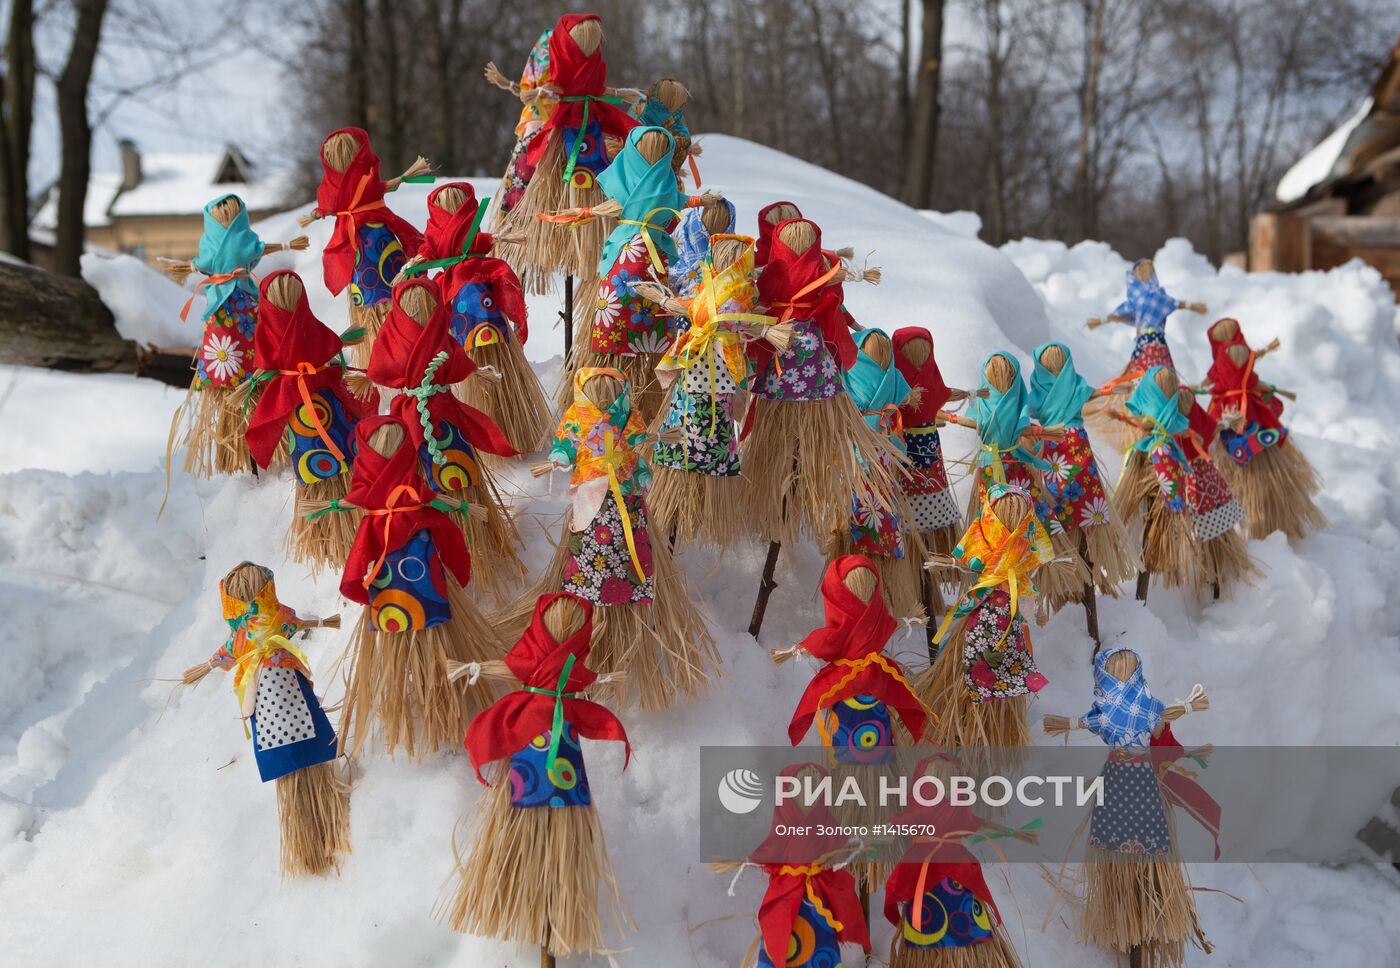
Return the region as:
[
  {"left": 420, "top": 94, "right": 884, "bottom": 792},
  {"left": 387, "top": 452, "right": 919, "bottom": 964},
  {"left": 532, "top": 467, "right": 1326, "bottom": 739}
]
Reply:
[
  {"left": 53, "top": 0, "right": 110, "bottom": 277},
  {"left": 0, "top": 0, "right": 35, "bottom": 260},
  {"left": 901, "top": 0, "right": 944, "bottom": 208}
]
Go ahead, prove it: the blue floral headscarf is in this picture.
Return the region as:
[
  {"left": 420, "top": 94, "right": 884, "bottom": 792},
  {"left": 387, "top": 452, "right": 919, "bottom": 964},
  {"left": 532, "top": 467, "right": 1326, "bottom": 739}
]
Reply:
[
  {"left": 191, "top": 194, "right": 264, "bottom": 320},
  {"left": 1029, "top": 341, "right": 1095, "bottom": 429},
  {"left": 1084, "top": 647, "right": 1164, "bottom": 748}
]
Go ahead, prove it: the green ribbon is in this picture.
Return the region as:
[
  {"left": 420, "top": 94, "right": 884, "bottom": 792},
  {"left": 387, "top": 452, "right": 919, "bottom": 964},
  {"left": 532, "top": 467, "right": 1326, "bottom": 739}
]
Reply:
[
  {"left": 403, "top": 350, "right": 452, "bottom": 465},
  {"left": 405, "top": 200, "right": 490, "bottom": 279},
  {"left": 340, "top": 326, "right": 366, "bottom": 344},
  {"left": 304, "top": 498, "right": 348, "bottom": 521},
  {"left": 401, "top": 175, "right": 436, "bottom": 184},
  {"left": 559, "top": 94, "right": 625, "bottom": 183},
  {"left": 969, "top": 816, "right": 1044, "bottom": 845},
  {"left": 522, "top": 653, "right": 577, "bottom": 773},
  {"left": 305, "top": 496, "right": 466, "bottom": 522}
]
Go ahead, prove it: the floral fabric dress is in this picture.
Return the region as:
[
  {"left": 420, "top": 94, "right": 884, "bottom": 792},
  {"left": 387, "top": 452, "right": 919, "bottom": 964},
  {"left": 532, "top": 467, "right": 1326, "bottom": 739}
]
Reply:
[
  {"left": 591, "top": 234, "right": 672, "bottom": 356},
  {"left": 903, "top": 426, "right": 961, "bottom": 532},
  {"left": 551, "top": 376, "right": 656, "bottom": 606},
  {"left": 498, "top": 29, "right": 555, "bottom": 213},
  {"left": 653, "top": 332, "right": 745, "bottom": 476},
  {"left": 195, "top": 287, "right": 257, "bottom": 388},
  {"left": 754, "top": 318, "right": 843, "bottom": 401},
  {"left": 1039, "top": 426, "right": 1112, "bottom": 533}
]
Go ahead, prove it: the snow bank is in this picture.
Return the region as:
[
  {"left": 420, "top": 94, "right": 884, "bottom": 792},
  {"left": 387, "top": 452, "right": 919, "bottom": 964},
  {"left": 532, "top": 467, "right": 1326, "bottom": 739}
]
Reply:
[{"left": 2, "top": 137, "right": 1399, "bottom": 966}]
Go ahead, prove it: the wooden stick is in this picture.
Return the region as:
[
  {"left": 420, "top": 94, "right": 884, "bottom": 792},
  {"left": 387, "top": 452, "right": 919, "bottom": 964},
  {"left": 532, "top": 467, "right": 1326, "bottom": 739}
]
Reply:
[
  {"left": 1078, "top": 530, "right": 1101, "bottom": 652},
  {"left": 563, "top": 275, "right": 574, "bottom": 359},
  {"left": 748, "top": 539, "right": 781, "bottom": 639}
]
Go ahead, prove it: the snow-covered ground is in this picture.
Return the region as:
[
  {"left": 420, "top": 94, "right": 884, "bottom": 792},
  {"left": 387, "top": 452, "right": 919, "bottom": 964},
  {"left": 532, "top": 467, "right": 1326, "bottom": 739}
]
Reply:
[{"left": 3, "top": 134, "right": 1400, "bottom": 965}]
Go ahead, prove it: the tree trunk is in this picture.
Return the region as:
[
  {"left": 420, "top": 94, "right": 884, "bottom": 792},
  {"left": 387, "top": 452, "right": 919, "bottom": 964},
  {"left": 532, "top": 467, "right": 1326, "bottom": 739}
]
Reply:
[
  {"left": 0, "top": 260, "right": 129, "bottom": 371},
  {"left": 347, "top": 0, "right": 370, "bottom": 130},
  {"left": 1071, "top": 0, "right": 1106, "bottom": 241},
  {"left": 0, "top": 0, "right": 35, "bottom": 261},
  {"left": 900, "top": 0, "right": 945, "bottom": 209},
  {"left": 53, "top": 0, "right": 109, "bottom": 278}
]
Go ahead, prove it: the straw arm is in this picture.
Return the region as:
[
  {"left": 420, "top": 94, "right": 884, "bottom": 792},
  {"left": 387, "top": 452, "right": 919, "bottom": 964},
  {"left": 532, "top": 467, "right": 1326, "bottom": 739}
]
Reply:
[
  {"left": 483, "top": 61, "right": 520, "bottom": 96},
  {"left": 1178, "top": 300, "right": 1207, "bottom": 314},
  {"left": 937, "top": 411, "right": 978, "bottom": 430},
  {"left": 1042, "top": 714, "right": 1085, "bottom": 736},
  {"left": 529, "top": 458, "right": 567, "bottom": 478},
  {"left": 606, "top": 86, "right": 645, "bottom": 103},
  {"left": 385, "top": 156, "right": 434, "bottom": 191},
  {"left": 263, "top": 237, "right": 310, "bottom": 255},
  {"left": 296, "top": 210, "right": 322, "bottom": 229},
  {"left": 1086, "top": 314, "right": 1131, "bottom": 329},
  {"left": 1257, "top": 337, "right": 1282, "bottom": 357}
]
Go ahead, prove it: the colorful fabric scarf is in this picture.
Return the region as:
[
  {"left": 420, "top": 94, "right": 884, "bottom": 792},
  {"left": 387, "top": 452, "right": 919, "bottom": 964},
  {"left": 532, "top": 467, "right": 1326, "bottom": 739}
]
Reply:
[
  {"left": 190, "top": 194, "right": 264, "bottom": 320},
  {"left": 844, "top": 328, "right": 912, "bottom": 452},
  {"left": 657, "top": 234, "right": 761, "bottom": 392},
  {"left": 245, "top": 271, "right": 370, "bottom": 469},
  {"left": 366, "top": 278, "right": 517, "bottom": 463},
  {"left": 1029, "top": 341, "right": 1095, "bottom": 429},
  {"left": 511, "top": 28, "right": 555, "bottom": 137},
  {"left": 892, "top": 327, "right": 952, "bottom": 426},
  {"left": 463, "top": 592, "right": 630, "bottom": 785},
  {"left": 787, "top": 555, "right": 929, "bottom": 746},
  {"left": 1205, "top": 320, "right": 1285, "bottom": 432},
  {"left": 755, "top": 200, "right": 801, "bottom": 266},
  {"left": 631, "top": 82, "right": 691, "bottom": 139},
  {"left": 550, "top": 366, "right": 652, "bottom": 578},
  {"left": 935, "top": 483, "right": 1054, "bottom": 643},
  {"left": 339, "top": 415, "right": 474, "bottom": 603},
  {"left": 750, "top": 764, "right": 871, "bottom": 968},
  {"left": 1112, "top": 260, "right": 1178, "bottom": 333},
  {"left": 756, "top": 218, "right": 853, "bottom": 371},
  {"left": 523, "top": 14, "right": 638, "bottom": 174},
  {"left": 668, "top": 199, "right": 736, "bottom": 297},
  {"left": 970, "top": 352, "right": 1046, "bottom": 477},
  {"left": 1125, "top": 367, "right": 1189, "bottom": 463},
  {"left": 1084, "top": 647, "right": 1164, "bottom": 748},
  {"left": 595, "top": 125, "right": 685, "bottom": 275},
  {"left": 313, "top": 127, "right": 423, "bottom": 296},
  {"left": 209, "top": 563, "right": 309, "bottom": 715}
]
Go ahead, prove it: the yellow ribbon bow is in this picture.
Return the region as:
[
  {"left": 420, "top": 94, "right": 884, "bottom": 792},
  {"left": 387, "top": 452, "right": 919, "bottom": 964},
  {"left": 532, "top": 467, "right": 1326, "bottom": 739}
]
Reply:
[
  {"left": 232, "top": 618, "right": 311, "bottom": 737},
  {"left": 577, "top": 429, "right": 646, "bottom": 582},
  {"left": 617, "top": 205, "right": 682, "bottom": 275}
]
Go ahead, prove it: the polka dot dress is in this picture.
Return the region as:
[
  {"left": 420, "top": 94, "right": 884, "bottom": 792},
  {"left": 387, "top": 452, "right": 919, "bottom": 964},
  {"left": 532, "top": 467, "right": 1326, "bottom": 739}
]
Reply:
[
  {"left": 253, "top": 666, "right": 317, "bottom": 752},
  {"left": 1088, "top": 758, "right": 1172, "bottom": 855}
]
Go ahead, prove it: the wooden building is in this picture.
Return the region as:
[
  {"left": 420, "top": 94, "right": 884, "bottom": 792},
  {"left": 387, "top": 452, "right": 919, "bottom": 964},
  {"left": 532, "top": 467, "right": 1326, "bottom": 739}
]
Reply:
[{"left": 1251, "top": 38, "right": 1400, "bottom": 297}]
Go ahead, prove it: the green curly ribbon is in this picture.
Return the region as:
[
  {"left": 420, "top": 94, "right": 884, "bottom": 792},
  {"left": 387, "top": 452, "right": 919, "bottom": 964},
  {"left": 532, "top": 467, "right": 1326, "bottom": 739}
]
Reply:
[
  {"left": 403, "top": 350, "right": 453, "bottom": 465},
  {"left": 521, "top": 654, "right": 577, "bottom": 773}
]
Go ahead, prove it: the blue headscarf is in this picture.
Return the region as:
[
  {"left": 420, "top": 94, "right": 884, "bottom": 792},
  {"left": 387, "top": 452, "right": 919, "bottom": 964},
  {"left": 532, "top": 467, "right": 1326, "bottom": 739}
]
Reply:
[
  {"left": 970, "top": 351, "right": 1047, "bottom": 472},
  {"left": 667, "top": 199, "right": 736, "bottom": 297},
  {"left": 191, "top": 194, "right": 264, "bottom": 320},
  {"left": 634, "top": 87, "right": 691, "bottom": 139},
  {"left": 596, "top": 126, "right": 685, "bottom": 274},
  {"left": 1084, "top": 647, "right": 1164, "bottom": 748},
  {"left": 1111, "top": 259, "right": 1177, "bottom": 333},
  {"left": 1029, "top": 341, "right": 1095, "bottom": 429},
  {"left": 1125, "top": 366, "right": 1188, "bottom": 462},
  {"left": 844, "top": 328, "right": 912, "bottom": 454}
]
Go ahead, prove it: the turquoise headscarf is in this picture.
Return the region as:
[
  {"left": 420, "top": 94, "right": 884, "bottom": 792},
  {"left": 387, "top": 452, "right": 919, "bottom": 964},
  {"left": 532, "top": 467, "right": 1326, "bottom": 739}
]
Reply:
[
  {"left": 843, "top": 328, "right": 912, "bottom": 453},
  {"left": 635, "top": 91, "right": 690, "bottom": 139},
  {"left": 191, "top": 194, "right": 264, "bottom": 320},
  {"left": 970, "top": 351, "right": 1047, "bottom": 472},
  {"left": 596, "top": 126, "right": 685, "bottom": 275},
  {"left": 1125, "top": 366, "right": 1188, "bottom": 461},
  {"left": 1029, "top": 341, "right": 1095, "bottom": 429}
]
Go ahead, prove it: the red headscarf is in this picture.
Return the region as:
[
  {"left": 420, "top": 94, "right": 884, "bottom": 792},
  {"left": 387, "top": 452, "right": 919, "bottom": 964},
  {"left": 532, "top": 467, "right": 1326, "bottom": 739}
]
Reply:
[
  {"left": 523, "top": 14, "right": 638, "bottom": 170},
  {"left": 245, "top": 271, "right": 371, "bottom": 468},
  {"left": 1205, "top": 320, "right": 1284, "bottom": 431},
  {"left": 892, "top": 326, "right": 952, "bottom": 424},
  {"left": 314, "top": 127, "right": 424, "bottom": 296},
  {"left": 367, "top": 278, "right": 518, "bottom": 458},
  {"left": 463, "top": 592, "right": 630, "bottom": 784},
  {"left": 755, "top": 200, "right": 801, "bottom": 266},
  {"left": 340, "top": 414, "right": 473, "bottom": 603},
  {"left": 882, "top": 755, "right": 998, "bottom": 928},
  {"left": 1174, "top": 392, "right": 1219, "bottom": 461},
  {"left": 757, "top": 218, "right": 855, "bottom": 371},
  {"left": 751, "top": 764, "right": 870, "bottom": 968},
  {"left": 418, "top": 183, "right": 529, "bottom": 340},
  {"left": 786, "top": 555, "right": 928, "bottom": 746}
]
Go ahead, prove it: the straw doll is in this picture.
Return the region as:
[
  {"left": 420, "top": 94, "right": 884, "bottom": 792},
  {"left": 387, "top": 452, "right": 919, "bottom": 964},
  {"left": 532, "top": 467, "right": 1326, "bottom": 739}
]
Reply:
[
  {"left": 1203, "top": 318, "right": 1323, "bottom": 540},
  {"left": 528, "top": 368, "right": 720, "bottom": 711},
  {"left": 1043, "top": 648, "right": 1215, "bottom": 968},
  {"left": 400, "top": 181, "right": 551, "bottom": 455},
  {"left": 441, "top": 592, "right": 633, "bottom": 960},
  {"left": 504, "top": 13, "right": 640, "bottom": 291},
  {"left": 332, "top": 415, "right": 505, "bottom": 759},
  {"left": 831, "top": 328, "right": 929, "bottom": 620},
  {"left": 245, "top": 270, "right": 373, "bottom": 574},
  {"left": 1028, "top": 342, "right": 1139, "bottom": 624},
  {"left": 1088, "top": 258, "right": 1206, "bottom": 386},
  {"left": 915, "top": 483, "right": 1061, "bottom": 753},
  {"left": 1111, "top": 367, "right": 1198, "bottom": 596},
  {"left": 948, "top": 352, "right": 1090, "bottom": 608},
  {"left": 668, "top": 196, "right": 737, "bottom": 298},
  {"left": 549, "top": 125, "right": 692, "bottom": 419},
  {"left": 741, "top": 762, "right": 872, "bottom": 968},
  {"left": 754, "top": 200, "right": 859, "bottom": 271},
  {"left": 629, "top": 77, "right": 701, "bottom": 186},
  {"left": 892, "top": 328, "right": 967, "bottom": 557},
  {"left": 300, "top": 127, "right": 428, "bottom": 365},
  {"left": 485, "top": 26, "right": 558, "bottom": 220},
  {"left": 1173, "top": 386, "right": 1258, "bottom": 596},
  {"left": 164, "top": 194, "right": 307, "bottom": 478},
  {"left": 644, "top": 233, "right": 785, "bottom": 549},
  {"left": 367, "top": 277, "right": 525, "bottom": 600},
  {"left": 775, "top": 555, "right": 931, "bottom": 893},
  {"left": 744, "top": 218, "right": 901, "bottom": 549},
  {"left": 182, "top": 562, "right": 349, "bottom": 876},
  {"left": 883, "top": 754, "right": 1029, "bottom": 968}
]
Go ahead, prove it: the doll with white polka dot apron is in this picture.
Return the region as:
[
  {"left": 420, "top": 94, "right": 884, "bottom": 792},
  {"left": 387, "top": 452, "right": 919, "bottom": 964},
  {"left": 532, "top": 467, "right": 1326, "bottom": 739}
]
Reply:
[{"left": 181, "top": 562, "right": 349, "bottom": 876}]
